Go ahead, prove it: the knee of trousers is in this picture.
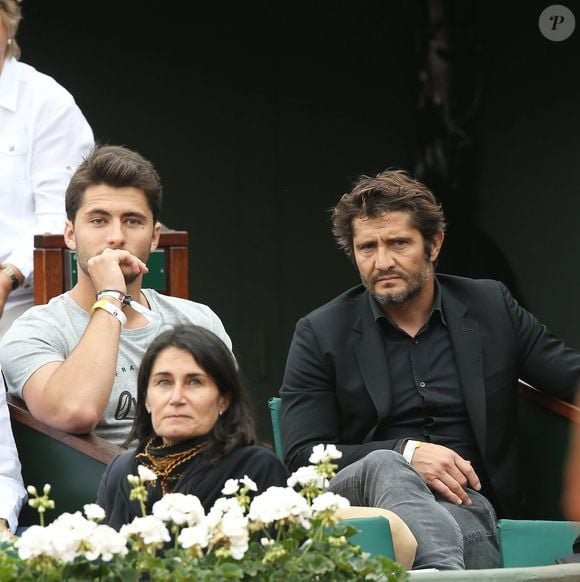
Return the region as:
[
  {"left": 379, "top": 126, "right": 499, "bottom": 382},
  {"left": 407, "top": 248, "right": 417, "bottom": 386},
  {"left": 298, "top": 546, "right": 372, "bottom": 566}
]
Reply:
[{"left": 358, "top": 449, "right": 423, "bottom": 486}]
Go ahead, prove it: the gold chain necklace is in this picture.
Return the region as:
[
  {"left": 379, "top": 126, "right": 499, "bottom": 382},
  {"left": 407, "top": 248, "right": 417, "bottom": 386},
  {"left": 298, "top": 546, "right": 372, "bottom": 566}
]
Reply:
[{"left": 136, "top": 438, "right": 207, "bottom": 495}]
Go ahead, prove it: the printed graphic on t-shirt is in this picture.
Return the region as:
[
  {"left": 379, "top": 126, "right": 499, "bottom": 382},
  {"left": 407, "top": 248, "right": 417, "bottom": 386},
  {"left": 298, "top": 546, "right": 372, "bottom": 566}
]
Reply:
[
  {"left": 114, "top": 390, "right": 137, "bottom": 420},
  {"left": 115, "top": 364, "right": 137, "bottom": 377},
  {"left": 113, "top": 362, "right": 138, "bottom": 420}
]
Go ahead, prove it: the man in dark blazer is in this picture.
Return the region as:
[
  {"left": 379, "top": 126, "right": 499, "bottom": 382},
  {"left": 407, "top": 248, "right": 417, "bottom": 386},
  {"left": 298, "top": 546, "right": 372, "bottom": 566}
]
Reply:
[{"left": 280, "top": 169, "right": 580, "bottom": 571}]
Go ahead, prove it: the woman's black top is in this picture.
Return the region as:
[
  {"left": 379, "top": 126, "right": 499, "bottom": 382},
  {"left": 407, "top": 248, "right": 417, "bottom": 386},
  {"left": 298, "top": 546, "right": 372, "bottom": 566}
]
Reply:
[{"left": 96, "top": 443, "right": 289, "bottom": 530}]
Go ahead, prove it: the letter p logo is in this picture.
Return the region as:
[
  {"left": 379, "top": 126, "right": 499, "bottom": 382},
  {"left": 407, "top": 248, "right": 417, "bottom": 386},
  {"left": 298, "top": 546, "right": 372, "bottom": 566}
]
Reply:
[
  {"left": 539, "top": 5, "right": 575, "bottom": 41},
  {"left": 550, "top": 14, "right": 565, "bottom": 30}
]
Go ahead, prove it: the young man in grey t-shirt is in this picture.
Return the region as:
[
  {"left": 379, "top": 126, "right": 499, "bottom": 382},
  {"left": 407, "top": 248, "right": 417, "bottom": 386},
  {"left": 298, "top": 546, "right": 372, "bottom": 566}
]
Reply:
[{"left": 0, "top": 145, "right": 232, "bottom": 446}]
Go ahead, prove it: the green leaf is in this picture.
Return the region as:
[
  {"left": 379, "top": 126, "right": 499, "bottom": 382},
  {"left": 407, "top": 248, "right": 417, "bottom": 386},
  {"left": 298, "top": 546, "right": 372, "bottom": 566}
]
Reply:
[{"left": 214, "top": 561, "right": 245, "bottom": 579}]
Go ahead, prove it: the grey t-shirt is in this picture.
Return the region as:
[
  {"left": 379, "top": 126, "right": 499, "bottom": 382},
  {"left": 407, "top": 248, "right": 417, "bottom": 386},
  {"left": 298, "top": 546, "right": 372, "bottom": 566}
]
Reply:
[{"left": 0, "top": 290, "right": 232, "bottom": 445}]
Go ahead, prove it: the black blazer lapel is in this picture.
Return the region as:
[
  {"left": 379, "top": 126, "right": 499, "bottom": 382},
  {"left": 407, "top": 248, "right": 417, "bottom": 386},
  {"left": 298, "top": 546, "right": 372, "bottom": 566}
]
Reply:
[
  {"left": 353, "top": 303, "right": 392, "bottom": 439},
  {"left": 444, "top": 292, "right": 487, "bottom": 457}
]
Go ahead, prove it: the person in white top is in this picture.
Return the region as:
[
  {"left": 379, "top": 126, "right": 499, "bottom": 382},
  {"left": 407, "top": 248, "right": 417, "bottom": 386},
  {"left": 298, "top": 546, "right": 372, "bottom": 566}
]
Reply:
[
  {"left": 0, "top": 366, "right": 27, "bottom": 537},
  {"left": 0, "top": 0, "right": 94, "bottom": 338}
]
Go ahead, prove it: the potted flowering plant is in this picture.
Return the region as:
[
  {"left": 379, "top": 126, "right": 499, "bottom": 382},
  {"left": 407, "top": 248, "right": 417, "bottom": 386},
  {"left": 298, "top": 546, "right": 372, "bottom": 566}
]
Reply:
[{"left": 0, "top": 445, "right": 408, "bottom": 581}]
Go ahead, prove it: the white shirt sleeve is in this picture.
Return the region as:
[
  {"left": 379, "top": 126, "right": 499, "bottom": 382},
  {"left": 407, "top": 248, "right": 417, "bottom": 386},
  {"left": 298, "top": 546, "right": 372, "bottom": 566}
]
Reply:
[
  {"left": 0, "top": 59, "right": 95, "bottom": 283},
  {"left": 0, "top": 368, "right": 27, "bottom": 532},
  {"left": 5, "top": 102, "right": 94, "bottom": 277}
]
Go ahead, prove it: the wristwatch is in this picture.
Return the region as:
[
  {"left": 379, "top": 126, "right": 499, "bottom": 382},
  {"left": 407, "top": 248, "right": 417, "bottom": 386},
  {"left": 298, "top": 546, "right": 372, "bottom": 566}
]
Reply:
[{"left": 1, "top": 265, "right": 19, "bottom": 290}]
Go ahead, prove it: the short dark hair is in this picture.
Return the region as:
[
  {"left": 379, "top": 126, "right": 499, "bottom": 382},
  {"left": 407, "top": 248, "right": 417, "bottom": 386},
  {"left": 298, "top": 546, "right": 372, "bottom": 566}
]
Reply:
[
  {"left": 65, "top": 145, "right": 163, "bottom": 224},
  {"left": 125, "top": 325, "right": 256, "bottom": 464},
  {"left": 331, "top": 169, "right": 446, "bottom": 259}
]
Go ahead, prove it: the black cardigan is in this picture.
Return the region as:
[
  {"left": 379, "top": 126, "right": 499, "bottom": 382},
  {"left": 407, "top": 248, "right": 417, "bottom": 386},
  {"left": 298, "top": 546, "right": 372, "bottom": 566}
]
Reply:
[{"left": 96, "top": 444, "right": 290, "bottom": 530}]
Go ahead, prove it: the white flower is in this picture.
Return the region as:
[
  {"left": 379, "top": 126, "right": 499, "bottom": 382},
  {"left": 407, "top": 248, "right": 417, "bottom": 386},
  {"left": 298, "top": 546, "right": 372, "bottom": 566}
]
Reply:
[
  {"left": 248, "top": 486, "right": 312, "bottom": 528},
  {"left": 137, "top": 465, "right": 158, "bottom": 482},
  {"left": 203, "top": 496, "right": 249, "bottom": 560},
  {"left": 241, "top": 475, "right": 257, "bottom": 491},
  {"left": 311, "top": 492, "right": 350, "bottom": 513},
  {"left": 308, "top": 444, "right": 342, "bottom": 464},
  {"left": 220, "top": 510, "right": 247, "bottom": 538},
  {"left": 221, "top": 478, "right": 240, "bottom": 495},
  {"left": 206, "top": 496, "right": 242, "bottom": 526},
  {"left": 260, "top": 537, "right": 274, "bottom": 546},
  {"left": 84, "top": 525, "right": 128, "bottom": 561},
  {"left": 287, "top": 465, "right": 329, "bottom": 489},
  {"left": 15, "top": 511, "right": 101, "bottom": 563},
  {"left": 16, "top": 525, "right": 56, "bottom": 560},
  {"left": 152, "top": 493, "right": 205, "bottom": 526},
  {"left": 83, "top": 503, "right": 106, "bottom": 522},
  {"left": 52, "top": 510, "right": 96, "bottom": 532},
  {"left": 18, "top": 507, "right": 144, "bottom": 564},
  {"left": 120, "top": 515, "right": 170, "bottom": 546},
  {"left": 230, "top": 539, "right": 248, "bottom": 560},
  {"left": 178, "top": 521, "right": 210, "bottom": 550},
  {"left": 221, "top": 511, "right": 249, "bottom": 560},
  {"left": 51, "top": 511, "right": 98, "bottom": 563}
]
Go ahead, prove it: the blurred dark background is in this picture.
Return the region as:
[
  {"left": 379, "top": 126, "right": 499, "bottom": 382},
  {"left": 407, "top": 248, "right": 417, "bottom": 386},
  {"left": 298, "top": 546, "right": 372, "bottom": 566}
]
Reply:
[{"left": 18, "top": 0, "right": 580, "bottom": 442}]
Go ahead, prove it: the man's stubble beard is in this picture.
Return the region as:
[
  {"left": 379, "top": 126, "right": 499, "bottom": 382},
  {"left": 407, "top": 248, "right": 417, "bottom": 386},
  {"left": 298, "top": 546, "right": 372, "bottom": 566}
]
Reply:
[{"left": 369, "top": 263, "right": 432, "bottom": 306}]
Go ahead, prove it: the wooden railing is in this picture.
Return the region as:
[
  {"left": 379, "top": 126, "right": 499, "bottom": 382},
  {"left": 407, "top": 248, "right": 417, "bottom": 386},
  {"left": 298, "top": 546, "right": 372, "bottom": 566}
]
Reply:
[
  {"left": 7, "top": 393, "right": 122, "bottom": 464},
  {"left": 517, "top": 380, "right": 579, "bottom": 520},
  {"left": 518, "top": 380, "right": 580, "bottom": 423},
  {"left": 7, "top": 393, "right": 123, "bottom": 524}
]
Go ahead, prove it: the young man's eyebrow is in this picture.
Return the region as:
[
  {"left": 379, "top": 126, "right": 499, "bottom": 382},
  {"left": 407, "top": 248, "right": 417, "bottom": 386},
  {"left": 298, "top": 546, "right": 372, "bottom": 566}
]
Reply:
[
  {"left": 82, "top": 209, "right": 149, "bottom": 220},
  {"left": 123, "top": 211, "right": 148, "bottom": 220},
  {"left": 84, "top": 208, "right": 112, "bottom": 216}
]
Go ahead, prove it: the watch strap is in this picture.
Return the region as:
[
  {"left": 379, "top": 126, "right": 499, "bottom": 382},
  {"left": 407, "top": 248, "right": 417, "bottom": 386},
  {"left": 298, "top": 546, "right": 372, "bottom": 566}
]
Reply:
[{"left": 1, "top": 265, "right": 20, "bottom": 290}]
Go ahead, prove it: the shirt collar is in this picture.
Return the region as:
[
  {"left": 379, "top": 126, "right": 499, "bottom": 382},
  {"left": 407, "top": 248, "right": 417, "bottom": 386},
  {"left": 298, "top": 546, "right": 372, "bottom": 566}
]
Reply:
[
  {"left": 432, "top": 280, "right": 446, "bottom": 325},
  {"left": 368, "top": 276, "right": 447, "bottom": 327},
  {"left": 0, "top": 58, "right": 21, "bottom": 112}
]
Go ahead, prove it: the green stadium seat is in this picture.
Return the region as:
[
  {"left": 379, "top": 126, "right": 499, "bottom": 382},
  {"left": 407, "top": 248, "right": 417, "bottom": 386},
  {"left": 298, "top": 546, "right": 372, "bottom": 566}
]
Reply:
[{"left": 498, "top": 519, "right": 580, "bottom": 568}]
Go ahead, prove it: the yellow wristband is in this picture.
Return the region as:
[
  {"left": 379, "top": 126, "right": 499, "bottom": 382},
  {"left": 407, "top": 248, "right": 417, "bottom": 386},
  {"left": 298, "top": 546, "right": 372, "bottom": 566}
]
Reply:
[{"left": 91, "top": 299, "right": 127, "bottom": 327}]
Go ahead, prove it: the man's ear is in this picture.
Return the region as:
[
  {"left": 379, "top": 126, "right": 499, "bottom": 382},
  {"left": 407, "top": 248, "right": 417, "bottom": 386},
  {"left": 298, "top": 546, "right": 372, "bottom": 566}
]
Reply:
[
  {"left": 429, "top": 231, "right": 445, "bottom": 263},
  {"left": 151, "top": 222, "right": 161, "bottom": 252},
  {"left": 64, "top": 220, "right": 76, "bottom": 250}
]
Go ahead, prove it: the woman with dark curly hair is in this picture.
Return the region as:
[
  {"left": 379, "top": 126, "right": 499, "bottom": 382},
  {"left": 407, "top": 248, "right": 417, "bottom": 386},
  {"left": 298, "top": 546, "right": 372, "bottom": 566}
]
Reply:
[{"left": 96, "top": 324, "right": 288, "bottom": 528}]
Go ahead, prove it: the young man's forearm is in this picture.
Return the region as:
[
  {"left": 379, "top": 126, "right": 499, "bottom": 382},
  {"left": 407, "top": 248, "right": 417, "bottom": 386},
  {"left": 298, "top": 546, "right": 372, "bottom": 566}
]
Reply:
[{"left": 23, "top": 309, "right": 122, "bottom": 432}]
